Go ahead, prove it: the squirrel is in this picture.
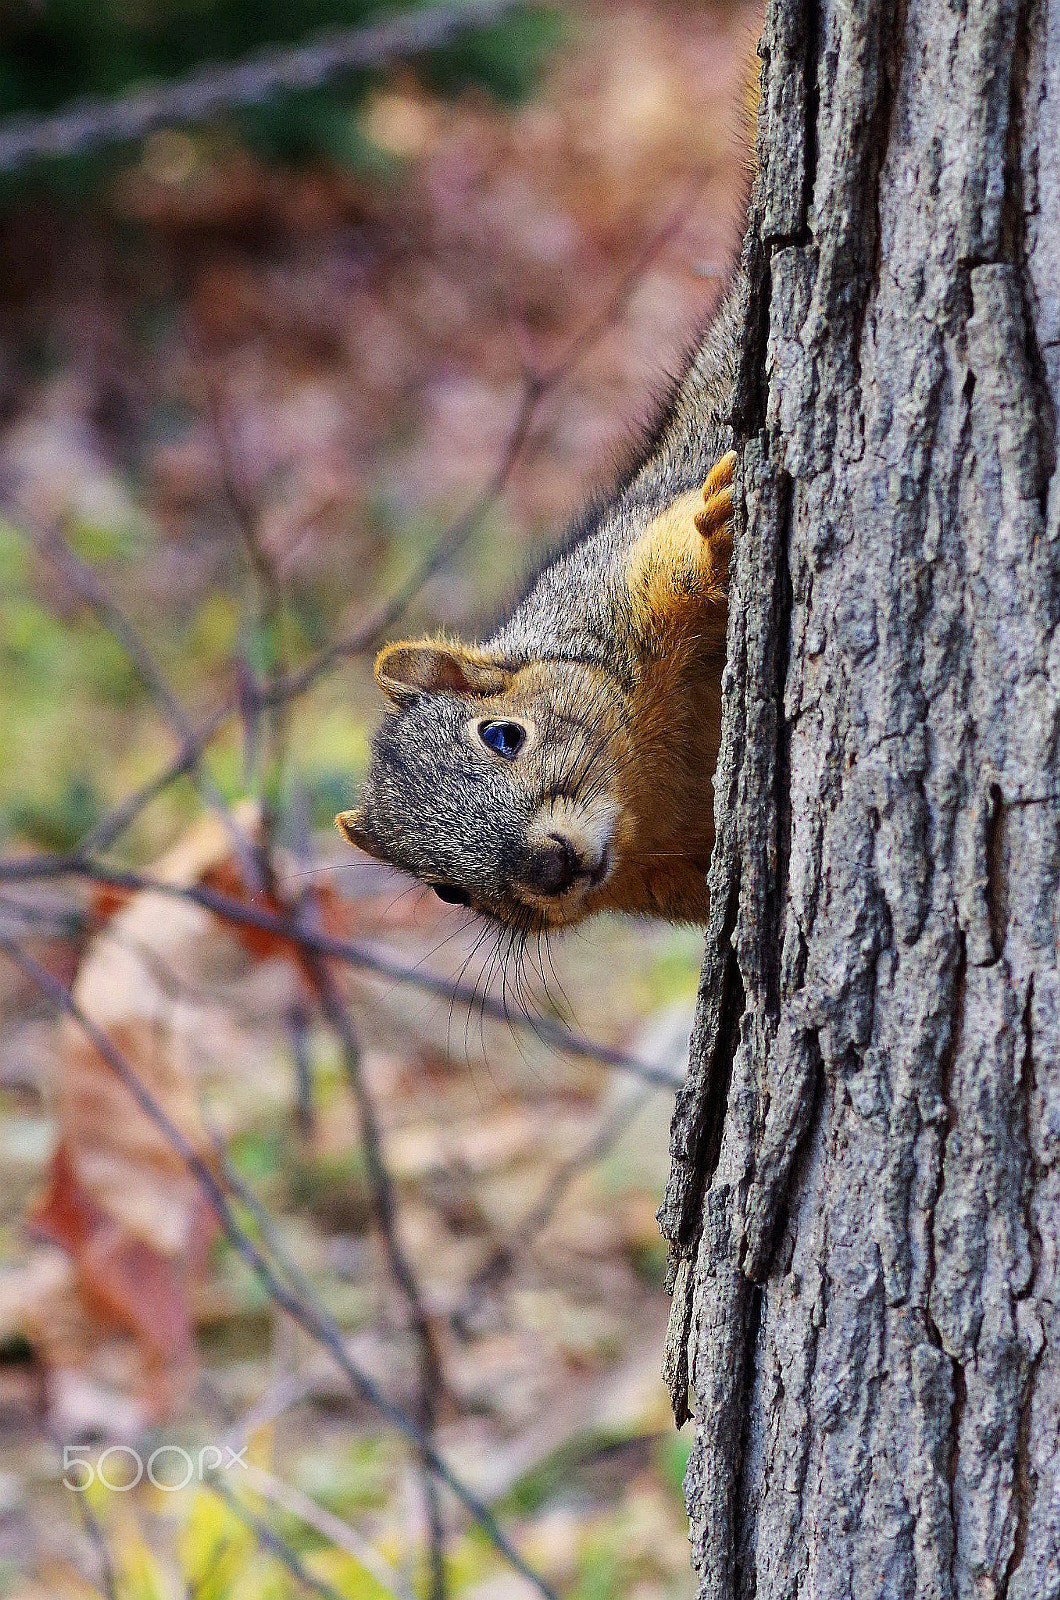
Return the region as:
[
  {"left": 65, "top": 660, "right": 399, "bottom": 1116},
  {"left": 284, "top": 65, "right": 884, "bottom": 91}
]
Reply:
[{"left": 337, "top": 282, "right": 742, "bottom": 930}]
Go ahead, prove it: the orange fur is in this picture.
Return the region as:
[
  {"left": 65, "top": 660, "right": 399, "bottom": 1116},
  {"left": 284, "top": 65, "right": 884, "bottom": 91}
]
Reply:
[
  {"left": 592, "top": 456, "right": 734, "bottom": 920},
  {"left": 602, "top": 636, "right": 721, "bottom": 923}
]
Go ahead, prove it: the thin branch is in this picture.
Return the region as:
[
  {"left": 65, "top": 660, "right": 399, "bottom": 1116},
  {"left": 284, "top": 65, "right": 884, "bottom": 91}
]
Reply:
[
  {"left": 241, "top": 1463, "right": 419, "bottom": 1600},
  {"left": 74, "top": 1492, "right": 119, "bottom": 1600},
  {"left": 452, "top": 1080, "right": 658, "bottom": 1332},
  {"left": 205, "top": 1471, "right": 352, "bottom": 1600},
  {"left": 53, "top": 378, "right": 529, "bottom": 854},
  {"left": 305, "top": 946, "right": 448, "bottom": 1600},
  {"left": 29, "top": 518, "right": 266, "bottom": 889},
  {"left": 0, "top": 0, "right": 525, "bottom": 175},
  {"left": 265, "top": 184, "right": 702, "bottom": 705},
  {"left": 529, "top": 179, "right": 704, "bottom": 386},
  {"left": 269, "top": 375, "right": 541, "bottom": 704},
  {"left": 0, "top": 853, "right": 681, "bottom": 1085},
  {"left": 81, "top": 714, "right": 229, "bottom": 853},
  {"left": 0, "top": 935, "right": 561, "bottom": 1600},
  {"left": 187, "top": 347, "right": 445, "bottom": 1576},
  {"left": 289, "top": 1000, "right": 316, "bottom": 1137},
  {"left": 200, "top": 375, "right": 292, "bottom": 805}
]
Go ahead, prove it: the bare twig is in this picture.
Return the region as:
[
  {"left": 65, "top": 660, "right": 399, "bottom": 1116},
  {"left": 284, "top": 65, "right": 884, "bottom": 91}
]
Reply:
[
  {"left": 0, "top": 0, "right": 525, "bottom": 175},
  {"left": 268, "top": 374, "right": 542, "bottom": 704},
  {"left": 199, "top": 370, "right": 450, "bottom": 1595},
  {"left": 305, "top": 946, "right": 448, "bottom": 1600},
  {"left": 265, "top": 184, "right": 703, "bottom": 705},
  {"left": 205, "top": 1471, "right": 352, "bottom": 1600},
  {"left": 82, "top": 718, "right": 229, "bottom": 853},
  {"left": 53, "top": 376, "right": 531, "bottom": 855},
  {"left": 452, "top": 1081, "right": 658, "bottom": 1332},
  {"left": 74, "top": 1492, "right": 119, "bottom": 1600},
  {"left": 0, "top": 852, "right": 682, "bottom": 1086},
  {"left": 29, "top": 518, "right": 266, "bottom": 890},
  {"left": 527, "top": 179, "right": 704, "bottom": 386},
  {"left": 201, "top": 376, "right": 292, "bottom": 807},
  {"left": 289, "top": 1000, "right": 315, "bottom": 1137},
  {"left": 241, "top": 1462, "right": 419, "bottom": 1600}
]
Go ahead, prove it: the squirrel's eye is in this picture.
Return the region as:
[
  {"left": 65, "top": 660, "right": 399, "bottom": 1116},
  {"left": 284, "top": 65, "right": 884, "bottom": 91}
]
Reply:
[
  {"left": 477, "top": 719, "right": 526, "bottom": 760},
  {"left": 432, "top": 883, "right": 470, "bottom": 906}
]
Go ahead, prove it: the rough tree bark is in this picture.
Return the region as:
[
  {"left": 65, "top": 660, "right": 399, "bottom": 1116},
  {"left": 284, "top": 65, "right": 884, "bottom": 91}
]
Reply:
[{"left": 660, "top": 0, "right": 1060, "bottom": 1591}]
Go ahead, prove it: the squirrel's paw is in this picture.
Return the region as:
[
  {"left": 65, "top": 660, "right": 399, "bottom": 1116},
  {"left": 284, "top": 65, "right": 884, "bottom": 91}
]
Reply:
[
  {"left": 627, "top": 451, "right": 735, "bottom": 632},
  {"left": 694, "top": 449, "right": 735, "bottom": 594}
]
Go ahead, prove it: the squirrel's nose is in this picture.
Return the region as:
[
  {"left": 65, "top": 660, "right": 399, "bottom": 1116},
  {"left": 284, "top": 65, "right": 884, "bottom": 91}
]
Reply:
[{"left": 523, "top": 833, "right": 594, "bottom": 896}]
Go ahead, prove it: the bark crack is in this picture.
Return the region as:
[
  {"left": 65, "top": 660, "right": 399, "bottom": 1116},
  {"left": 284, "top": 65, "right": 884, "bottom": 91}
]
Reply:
[
  {"left": 985, "top": 785, "right": 1009, "bottom": 962},
  {"left": 924, "top": 934, "right": 964, "bottom": 1359},
  {"left": 922, "top": 929, "right": 967, "bottom": 1599},
  {"left": 1003, "top": 0, "right": 1058, "bottom": 501},
  {"left": 1000, "top": 978, "right": 1044, "bottom": 1600}
]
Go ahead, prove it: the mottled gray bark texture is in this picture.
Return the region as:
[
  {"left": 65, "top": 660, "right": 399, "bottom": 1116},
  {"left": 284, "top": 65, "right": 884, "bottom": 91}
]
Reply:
[{"left": 660, "top": 0, "right": 1060, "bottom": 1591}]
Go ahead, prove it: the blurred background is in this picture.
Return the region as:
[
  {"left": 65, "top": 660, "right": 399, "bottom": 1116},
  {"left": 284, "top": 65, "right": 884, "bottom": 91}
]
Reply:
[{"left": 0, "top": 3, "right": 755, "bottom": 1595}]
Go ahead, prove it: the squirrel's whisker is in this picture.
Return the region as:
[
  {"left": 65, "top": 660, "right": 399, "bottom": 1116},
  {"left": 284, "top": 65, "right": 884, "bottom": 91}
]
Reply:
[{"left": 447, "top": 917, "right": 501, "bottom": 1094}]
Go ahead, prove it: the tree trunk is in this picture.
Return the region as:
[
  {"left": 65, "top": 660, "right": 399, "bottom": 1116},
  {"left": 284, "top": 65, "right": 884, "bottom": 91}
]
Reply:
[{"left": 660, "top": 0, "right": 1060, "bottom": 1591}]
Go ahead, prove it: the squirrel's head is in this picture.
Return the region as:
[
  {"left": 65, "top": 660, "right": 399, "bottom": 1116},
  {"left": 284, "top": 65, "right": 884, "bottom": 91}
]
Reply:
[{"left": 337, "top": 638, "right": 635, "bottom": 930}]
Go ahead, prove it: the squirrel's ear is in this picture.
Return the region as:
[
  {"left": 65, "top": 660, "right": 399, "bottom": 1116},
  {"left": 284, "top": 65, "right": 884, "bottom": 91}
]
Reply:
[
  {"left": 375, "top": 640, "right": 512, "bottom": 704},
  {"left": 335, "top": 805, "right": 385, "bottom": 860}
]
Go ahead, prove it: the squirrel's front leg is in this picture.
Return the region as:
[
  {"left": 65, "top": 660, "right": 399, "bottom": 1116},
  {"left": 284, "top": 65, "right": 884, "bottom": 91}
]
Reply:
[{"left": 625, "top": 449, "right": 735, "bottom": 648}]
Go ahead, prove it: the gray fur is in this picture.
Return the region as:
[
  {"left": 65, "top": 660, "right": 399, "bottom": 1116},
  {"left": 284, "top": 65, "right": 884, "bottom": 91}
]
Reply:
[{"left": 490, "top": 284, "right": 741, "bottom": 675}]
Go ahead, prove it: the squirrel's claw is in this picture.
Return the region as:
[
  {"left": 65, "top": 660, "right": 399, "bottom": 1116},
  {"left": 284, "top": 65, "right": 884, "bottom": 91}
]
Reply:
[{"left": 703, "top": 448, "right": 736, "bottom": 494}]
